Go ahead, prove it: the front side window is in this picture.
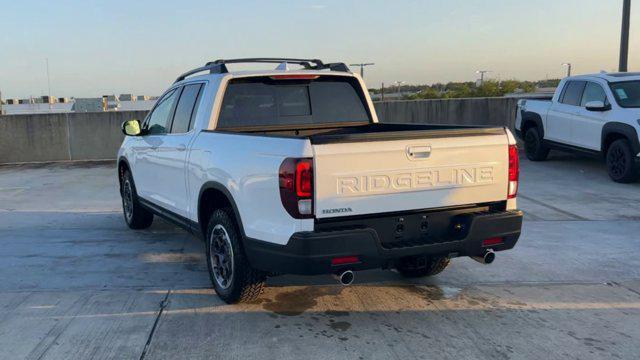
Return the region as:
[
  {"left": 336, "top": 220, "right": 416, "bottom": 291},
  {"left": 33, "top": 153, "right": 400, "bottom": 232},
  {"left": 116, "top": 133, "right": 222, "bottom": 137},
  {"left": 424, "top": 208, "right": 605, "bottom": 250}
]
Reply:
[
  {"left": 171, "top": 84, "right": 203, "bottom": 133},
  {"left": 609, "top": 81, "right": 640, "bottom": 108},
  {"left": 560, "top": 81, "right": 586, "bottom": 106},
  {"left": 581, "top": 82, "right": 608, "bottom": 106},
  {"left": 145, "top": 89, "right": 179, "bottom": 135}
]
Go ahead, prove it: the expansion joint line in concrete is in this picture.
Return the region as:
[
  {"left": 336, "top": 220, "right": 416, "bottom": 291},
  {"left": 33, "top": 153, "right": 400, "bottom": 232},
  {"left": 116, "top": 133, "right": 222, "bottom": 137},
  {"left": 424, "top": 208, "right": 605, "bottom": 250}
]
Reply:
[{"left": 139, "top": 289, "right": 171, "bottom": 360}]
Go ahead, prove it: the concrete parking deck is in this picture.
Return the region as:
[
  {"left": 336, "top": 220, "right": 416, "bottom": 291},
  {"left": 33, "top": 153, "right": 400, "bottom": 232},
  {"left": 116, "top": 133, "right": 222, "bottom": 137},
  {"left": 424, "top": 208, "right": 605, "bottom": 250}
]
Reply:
[{"left": 1, "top": 152, "right": 639, "bottom": 360}]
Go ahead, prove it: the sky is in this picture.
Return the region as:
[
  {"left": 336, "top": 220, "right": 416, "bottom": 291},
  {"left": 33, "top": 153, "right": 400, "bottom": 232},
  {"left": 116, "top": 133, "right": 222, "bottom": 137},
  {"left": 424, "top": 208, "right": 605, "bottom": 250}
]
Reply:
[{"left": 0, "top": 0, "right": 638, "bottom": 98}]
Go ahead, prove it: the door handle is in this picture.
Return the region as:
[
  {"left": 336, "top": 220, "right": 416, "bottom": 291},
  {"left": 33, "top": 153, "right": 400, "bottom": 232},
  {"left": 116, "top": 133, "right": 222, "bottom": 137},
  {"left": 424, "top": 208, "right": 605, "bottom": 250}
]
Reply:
[
  {"left": 176, "top": 144, "right": 187, "bottom": 152},
  {"left": 407, "top": 145, "right": 431, "bottom": 159}
]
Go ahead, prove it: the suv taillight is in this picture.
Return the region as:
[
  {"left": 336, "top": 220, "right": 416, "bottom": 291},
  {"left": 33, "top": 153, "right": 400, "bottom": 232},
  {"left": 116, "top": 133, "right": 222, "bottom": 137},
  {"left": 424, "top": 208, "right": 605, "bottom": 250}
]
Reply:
[
  {"left": 508, "top": 145, "right": 519, "bottom": 199},
  {"left": 279, "top": 158, "right": 314, "bottom": 218}
]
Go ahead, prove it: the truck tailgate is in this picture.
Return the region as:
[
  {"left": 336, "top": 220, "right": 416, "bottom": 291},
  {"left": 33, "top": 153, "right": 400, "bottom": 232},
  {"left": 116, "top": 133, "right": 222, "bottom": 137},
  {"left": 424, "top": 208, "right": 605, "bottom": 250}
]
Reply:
[{"left": 313, "top": 128, "right": 509, "bottom": 218}]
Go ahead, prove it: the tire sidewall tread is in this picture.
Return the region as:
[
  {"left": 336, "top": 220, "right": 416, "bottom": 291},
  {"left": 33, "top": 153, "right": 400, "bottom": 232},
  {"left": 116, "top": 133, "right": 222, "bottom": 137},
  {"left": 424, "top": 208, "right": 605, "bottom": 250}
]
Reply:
[{"left": 206, "top": 208, "right": 265, "bottom": 304}]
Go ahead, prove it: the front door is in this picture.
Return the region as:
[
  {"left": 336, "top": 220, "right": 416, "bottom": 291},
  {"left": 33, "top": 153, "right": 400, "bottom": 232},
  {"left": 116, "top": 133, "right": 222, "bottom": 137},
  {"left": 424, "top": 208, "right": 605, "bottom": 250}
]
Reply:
[
  {"left": 150, "top": 83, "right": 204, "bottom": 218},
  {"left": 135, "top": 87, "right": 180, "bottom": 206},
  {"left": 574, "top": 81, "right": 610, "bottom": 151}
]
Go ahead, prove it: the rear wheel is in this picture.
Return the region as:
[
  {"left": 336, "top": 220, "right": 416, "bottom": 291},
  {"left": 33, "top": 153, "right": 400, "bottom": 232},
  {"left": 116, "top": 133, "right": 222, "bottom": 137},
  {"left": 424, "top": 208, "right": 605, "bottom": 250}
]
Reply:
[
  {"left": 121, "top": 170, "right": 154, "bottom": 229},
  {"left": 396, "top": 256, "right": 450, "bottom": 278},
  {"left": 206, "top": 209, "right": 266, "bottom": 303},
  {"left": 606, "top": 139, "right": 640, "bottom": 183},
  {"left": 524, "top": 127, "right": 550, "bottom": 161}
]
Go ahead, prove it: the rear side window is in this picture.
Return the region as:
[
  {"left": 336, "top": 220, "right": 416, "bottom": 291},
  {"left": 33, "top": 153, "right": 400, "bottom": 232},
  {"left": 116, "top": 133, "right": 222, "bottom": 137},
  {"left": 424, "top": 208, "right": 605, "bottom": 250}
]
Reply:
[
  {"left": 217, "top": 76, "right": 371, "bottom": 128},
  {"left": 560, "top": 81, "right": 586, "bottom": 106},
  {"left": 171, "top": 83, "right": 203, "bottom": 133}
]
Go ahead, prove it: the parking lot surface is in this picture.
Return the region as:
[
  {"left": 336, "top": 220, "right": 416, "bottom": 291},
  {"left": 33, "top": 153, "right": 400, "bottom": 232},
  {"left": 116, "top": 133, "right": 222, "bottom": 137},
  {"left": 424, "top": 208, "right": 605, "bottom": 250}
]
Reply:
[{"left": 1, "top": 152, "right": 639, "bottom": 360}]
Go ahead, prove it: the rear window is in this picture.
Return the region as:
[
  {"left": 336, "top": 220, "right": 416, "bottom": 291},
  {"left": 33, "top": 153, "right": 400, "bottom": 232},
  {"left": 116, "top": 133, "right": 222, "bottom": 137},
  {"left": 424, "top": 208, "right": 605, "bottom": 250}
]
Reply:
[{"left": 217, "top": 76, "right": 371, "bottom": 129}]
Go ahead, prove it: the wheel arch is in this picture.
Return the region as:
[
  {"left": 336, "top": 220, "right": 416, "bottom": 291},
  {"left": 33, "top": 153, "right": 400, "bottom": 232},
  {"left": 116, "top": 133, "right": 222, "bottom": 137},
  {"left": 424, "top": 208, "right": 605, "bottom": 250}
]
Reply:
[
  {"left": 117, "top": 156, "right": 132, "bottom": 194},
  {"left": 601, "top": 122, "right": 640, "bottom": 155},
  {"left": 197, "top": 182, "right": 246, "bottom": 241},
  {"left": 520, "top": 111, "right": 545, "bottom": 139}
]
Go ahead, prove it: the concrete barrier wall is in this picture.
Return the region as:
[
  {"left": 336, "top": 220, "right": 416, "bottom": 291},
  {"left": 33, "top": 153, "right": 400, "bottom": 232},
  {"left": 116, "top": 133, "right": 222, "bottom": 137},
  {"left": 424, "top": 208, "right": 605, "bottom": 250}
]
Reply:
[
  {"left": 374, "top": 97, "right": 518, "bottom": 129},
  {"left": 0, "top": 111, "right": 147, "bottom": 163},
  {"left": 0, "top": 97, "right": 518, "bottom": 164}
]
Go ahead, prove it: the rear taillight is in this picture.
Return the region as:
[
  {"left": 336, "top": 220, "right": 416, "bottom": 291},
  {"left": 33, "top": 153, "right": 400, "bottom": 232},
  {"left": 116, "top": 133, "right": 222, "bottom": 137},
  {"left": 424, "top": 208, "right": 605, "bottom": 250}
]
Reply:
[
  {"left": 279, "top": 158, "right": 314, "bottom": 219},
  {"left": 508, "top": 144, "right": 519, "bottom": 199}
]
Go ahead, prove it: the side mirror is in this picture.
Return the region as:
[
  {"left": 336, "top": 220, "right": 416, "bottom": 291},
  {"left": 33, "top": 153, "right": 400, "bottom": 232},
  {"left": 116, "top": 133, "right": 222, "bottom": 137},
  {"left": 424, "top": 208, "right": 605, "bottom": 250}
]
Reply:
[
  {"left": 585, "top": 101, "right": 611, "bottom": 112},
  {"left": 122, "top": 119, "right": 142, "bottom": 136}
]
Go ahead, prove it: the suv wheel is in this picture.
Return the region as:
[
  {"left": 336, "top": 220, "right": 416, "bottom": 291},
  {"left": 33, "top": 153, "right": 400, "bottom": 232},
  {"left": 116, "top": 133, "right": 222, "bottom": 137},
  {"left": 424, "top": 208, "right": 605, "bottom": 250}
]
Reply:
[
  {"left": 121, "top": 170, "right": 154, "bottom": 229},
  {"left": 606, "top": 139, "right": 640, "bottom": 183},
  {"left": 524, "top": 127, "right": 550, "bottom": 161},
  {"left": 206, "top": 209, "right": 266, "bottom": 304},
  {"left": 396, "top": 256, "right": 450, "bottom": 278}
]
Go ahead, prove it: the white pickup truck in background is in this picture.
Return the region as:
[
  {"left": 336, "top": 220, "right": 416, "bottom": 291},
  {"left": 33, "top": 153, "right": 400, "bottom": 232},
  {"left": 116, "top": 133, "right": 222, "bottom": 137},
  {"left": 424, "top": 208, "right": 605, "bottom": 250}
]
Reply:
[
  {"left": 516, "top": 72, "right": 640, "bottom": 183},
  {"left": 118, "top": 58, "right": 523, "bottom": 303}
]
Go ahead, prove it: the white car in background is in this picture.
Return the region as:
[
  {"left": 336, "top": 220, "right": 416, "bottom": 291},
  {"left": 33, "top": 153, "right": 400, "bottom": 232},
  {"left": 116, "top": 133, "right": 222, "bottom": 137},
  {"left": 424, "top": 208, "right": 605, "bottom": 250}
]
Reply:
[{"left": 516, "top": 72, "right": 640, "bottom": 182}]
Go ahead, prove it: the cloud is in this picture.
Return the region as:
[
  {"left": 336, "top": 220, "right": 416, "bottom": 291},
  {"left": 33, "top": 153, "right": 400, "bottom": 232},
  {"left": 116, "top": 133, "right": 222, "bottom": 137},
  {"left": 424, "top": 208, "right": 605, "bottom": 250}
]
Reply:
[{"left": 310, "top": 4, "right": 326, "bottom": 10}]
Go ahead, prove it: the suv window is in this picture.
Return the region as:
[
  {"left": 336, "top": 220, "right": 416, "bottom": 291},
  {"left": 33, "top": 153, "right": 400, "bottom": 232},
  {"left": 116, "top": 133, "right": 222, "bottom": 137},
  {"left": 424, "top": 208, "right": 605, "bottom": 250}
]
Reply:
[
  {"left": 218, "top": 76, "right": 371, "bottom": 129},
  {"left": 560, "top": 81, "right": 586, "bottom": 106},
  {"left": 146, "top": 89, "right": 179, "bottom": 135},
  {"left": 581, "top": 82, "right": 608, "bottom": 106},
  {"left": 171, "top": 84, "right": 203, "bottom": 133}
]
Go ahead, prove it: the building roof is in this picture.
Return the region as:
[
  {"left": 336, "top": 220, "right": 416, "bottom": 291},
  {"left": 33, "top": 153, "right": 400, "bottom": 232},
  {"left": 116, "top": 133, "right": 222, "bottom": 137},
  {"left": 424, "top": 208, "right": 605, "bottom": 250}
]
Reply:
[
  {"left": 117, "top": 100, "right": 156, "bottom": 111},
  {"left": 72, "top": 98, "right": 103, "bottom": 112},
  {"left": 2, "top": 102, "right": 74, "bottom": 115}
]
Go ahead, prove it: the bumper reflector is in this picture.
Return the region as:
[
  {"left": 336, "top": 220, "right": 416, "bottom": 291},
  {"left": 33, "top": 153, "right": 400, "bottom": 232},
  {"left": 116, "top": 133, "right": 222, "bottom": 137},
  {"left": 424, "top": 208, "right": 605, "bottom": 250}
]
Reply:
[
  {"left": 482, "top": 237, "right": 504, "bottom": 247},
  {"left": 331, "top": 256, "right": 360, "bottom": 266}
]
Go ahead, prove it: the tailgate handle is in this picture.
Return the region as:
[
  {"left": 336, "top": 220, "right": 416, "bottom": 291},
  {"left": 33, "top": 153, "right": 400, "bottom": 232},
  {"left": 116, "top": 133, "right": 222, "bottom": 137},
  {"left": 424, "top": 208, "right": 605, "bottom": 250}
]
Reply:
[{"left": 407, "top": 145, "right": 431, "bottom": 159}]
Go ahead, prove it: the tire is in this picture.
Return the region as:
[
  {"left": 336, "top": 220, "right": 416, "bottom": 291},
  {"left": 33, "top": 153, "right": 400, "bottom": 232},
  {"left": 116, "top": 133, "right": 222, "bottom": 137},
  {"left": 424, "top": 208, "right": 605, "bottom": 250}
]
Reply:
[
  {"left": 606, "top": 139, "right": 640, "bottom": 183},
  {"left": 121, "top": 170, "right": 154, "bottom": 229},
  {"left": 206, "top": 208, "right": 266, "bottom": 304},
  {"left": 396, "top": 256, "right": 450, "bottom": 278},
  {"left": 524, "top": 127, "right": 550, "bottom": 161}
]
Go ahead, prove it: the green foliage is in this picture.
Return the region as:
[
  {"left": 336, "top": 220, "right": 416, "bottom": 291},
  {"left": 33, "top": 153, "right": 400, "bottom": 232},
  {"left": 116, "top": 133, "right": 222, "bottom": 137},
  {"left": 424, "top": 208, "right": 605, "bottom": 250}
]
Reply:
[{"left": 380, "top": 79, "right": 560, "bottom": 100}]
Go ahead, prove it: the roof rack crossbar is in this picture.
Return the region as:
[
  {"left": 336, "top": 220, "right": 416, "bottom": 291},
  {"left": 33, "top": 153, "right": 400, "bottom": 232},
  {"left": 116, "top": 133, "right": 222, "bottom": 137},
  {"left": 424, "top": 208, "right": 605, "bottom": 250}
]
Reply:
[
  {"left": 174, "top": 63, "right": 229, "bottom": 83},
  {"left": 209, "top": 58, "right": 326, "bottom": 69},
  {"left": 174, "top": 58, "right": 351, "bottom": 83}
]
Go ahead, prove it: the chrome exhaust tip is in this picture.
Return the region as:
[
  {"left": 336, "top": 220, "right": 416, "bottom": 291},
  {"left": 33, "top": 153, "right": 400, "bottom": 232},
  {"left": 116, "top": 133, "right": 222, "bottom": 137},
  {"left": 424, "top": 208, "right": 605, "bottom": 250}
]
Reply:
[
  {"left": 334, "top": 270, "right": 354, "bottom": 286},
  {"left": 471, "top": 249, "right": 495, "bottom": 265}
]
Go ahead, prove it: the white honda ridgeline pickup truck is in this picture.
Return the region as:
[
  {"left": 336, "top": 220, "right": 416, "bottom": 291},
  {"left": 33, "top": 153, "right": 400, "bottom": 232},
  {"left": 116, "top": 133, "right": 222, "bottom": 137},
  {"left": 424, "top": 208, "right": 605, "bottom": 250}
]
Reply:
[
  {"left": 516, "top": 72, "right": 640, "bottom": 183},
  {"left": 118, "top": 58, "right": 523, "bottom": 303}
]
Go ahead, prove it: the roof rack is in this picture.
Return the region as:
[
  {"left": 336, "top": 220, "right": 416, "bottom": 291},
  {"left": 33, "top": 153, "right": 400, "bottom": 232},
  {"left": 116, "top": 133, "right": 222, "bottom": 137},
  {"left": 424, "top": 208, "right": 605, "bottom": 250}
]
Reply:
[{"left": 174, "top": 58, "right": 350, "bottom": 83}]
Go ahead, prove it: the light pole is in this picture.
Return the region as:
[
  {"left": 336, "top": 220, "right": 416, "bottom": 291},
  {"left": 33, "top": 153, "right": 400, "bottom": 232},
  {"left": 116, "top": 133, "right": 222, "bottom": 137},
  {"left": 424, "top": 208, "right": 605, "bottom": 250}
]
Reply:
[
  {"left": 394, "top": 81, "right": 405, "bottom": 97},
  {"left": 562, "top": 63, "right": 572, "bottom": 77},
  {"left": 349, "top": 63, "right": 375, "bottom": 78},
  {"left": 46, "top": 58, "right": 52, "bottom": 110},
  {"left": 476, "top": 70, "right": 491, "bottom": 86},
  {"left": 619, "top": 0, "right": 631, "bottom": 72}
]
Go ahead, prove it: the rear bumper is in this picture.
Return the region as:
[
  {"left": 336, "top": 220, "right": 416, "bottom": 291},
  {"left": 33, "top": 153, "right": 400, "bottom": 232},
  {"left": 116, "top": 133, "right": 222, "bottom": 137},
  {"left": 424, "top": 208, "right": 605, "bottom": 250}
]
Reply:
[{"left": 245, "top": 209, "right": 523, "bottom": 275}]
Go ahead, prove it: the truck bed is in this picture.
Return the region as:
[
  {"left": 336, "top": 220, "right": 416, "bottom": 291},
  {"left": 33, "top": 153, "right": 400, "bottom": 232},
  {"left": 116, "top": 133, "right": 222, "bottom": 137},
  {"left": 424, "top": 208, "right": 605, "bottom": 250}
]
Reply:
[{"left": 216, "top": 122, "right": 506, "bottom": 144}]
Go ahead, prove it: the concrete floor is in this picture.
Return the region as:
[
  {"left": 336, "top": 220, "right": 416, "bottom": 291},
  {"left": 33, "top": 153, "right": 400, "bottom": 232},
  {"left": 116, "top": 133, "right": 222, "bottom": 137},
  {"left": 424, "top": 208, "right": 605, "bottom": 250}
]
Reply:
[{"left": 0, "top": 152, "right": 639, "bottom": 360}]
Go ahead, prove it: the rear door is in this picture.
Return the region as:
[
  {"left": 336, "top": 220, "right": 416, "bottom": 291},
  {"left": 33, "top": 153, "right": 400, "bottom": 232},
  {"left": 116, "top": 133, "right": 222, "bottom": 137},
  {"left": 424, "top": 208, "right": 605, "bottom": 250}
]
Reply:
[
  {"left": 313, "top": 130, "right": 510, "bottom": 218},
  {"left": 546, "top": 80, "right": 585, "bottom": 145}
]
